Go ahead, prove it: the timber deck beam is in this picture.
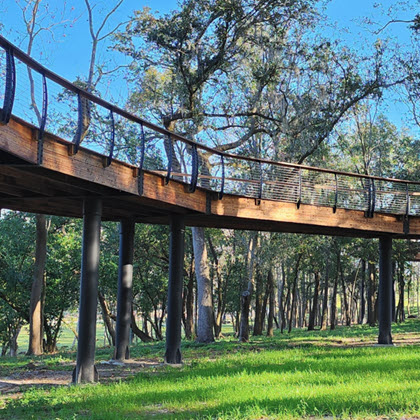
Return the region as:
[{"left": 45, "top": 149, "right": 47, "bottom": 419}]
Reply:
[{"left": 0, "top": 116, "right": 419, "bottom": 239}]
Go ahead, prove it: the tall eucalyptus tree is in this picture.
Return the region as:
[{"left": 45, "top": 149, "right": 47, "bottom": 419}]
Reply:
[{"left": 115, "top": 0, "right": 398, "bottom": 342}]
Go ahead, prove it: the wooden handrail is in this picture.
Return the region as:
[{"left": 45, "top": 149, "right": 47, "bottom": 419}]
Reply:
[{"left": 0, "top": 34, "right": 418, "bottom": 187}]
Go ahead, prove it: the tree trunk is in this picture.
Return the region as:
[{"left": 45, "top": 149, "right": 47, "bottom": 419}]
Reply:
[
  {"left": 340, "top": 265, "right": 351, "bottom": 326},
  {"left": 396, "top": 261, "right": 405, "bottom": 323},
  {"left": 297, "top": 275, "right": 303, "bottom": 328},
  {"left": 239, "top": 292, "right": 251, "bottom": 342},
  {"left": 192, "top": 227, "right": 214, "bottom": 343},
  {"left": 278, "top": 264, "right": 285, "bottom": 331},
  {"left": 235, "top": 311, "right": 240, "bottom": 337},
  {"left": 130, "top": 311, "right": 153, "bottom": 342},
  {"left": 9, "top": 325, "right": 22, "bottom": 357},
  {"left": 281, "top": 276, "right": 291, "bottom": 334},
  {"left": 253, "top": 270, "right": 264, "bottom": 336},
  {"left": 367, "top": 262, "right": 376, "bottom": 326},
  {"left": 184, "top": 255, "right": 195, "bottom": 340},
  {"left": 392, "top": 261, "right": 396, "bottom": 322},
  {"left": 289, "top": 282, "right": 297, "bottom": 333},
  {"left": 239, "top": 232, "right": 258, "bottom": 342},
  {"left": 407, "top": 274, "right": 411, "bottom": 316},
  {"left": 349, "top": 264, "right": 359, "bottom": 325},
  {"left": 261, "top": 279, "right": 269, "bottom": 330},
  {"left": 27, "top": 214, "right": 47, "bottom": 356},
  {"left": 359, "top": 259, "right": 366, "bottom": 324},
  {"left": 308, "top": 271, "right": 320, "bottom": 331},
  {"left": 208, "top": 236, "right": 226, "bottom": 339},
  {"left": 98, "top": 290, "right": 116, "bottom": 346},
  {"left": 143, "top": 314, "right": 149, "bottom": 336},
  {"left": 320, "top": 262, "right": 329, "bottom": 330},
  {"left": 288, "top": 254, "right": 302, "bottom": 333},
  {"left": 43, "top": 309, "right": 64, "bottom": 353},
  {"left": 151, "top": 307, "right": 164, "bottom": 340},
  {"left": 267, "top": 268, "right": 275, "bottom": 337},
  {"left": 330, "top": 251, "right": 340, "bottom": 330}
]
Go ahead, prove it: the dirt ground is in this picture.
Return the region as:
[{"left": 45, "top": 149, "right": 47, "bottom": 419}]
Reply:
[{"left": 0, "top": 358, "right": 160, "bottom": 404}]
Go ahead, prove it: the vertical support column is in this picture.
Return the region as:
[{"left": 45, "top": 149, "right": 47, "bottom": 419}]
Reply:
[
  {"left": 114, "top": 219, "right": 135, "bottom": 361},
  {"left": 165, "top": 214, "right": 185, "bottom": 364},
  {"left": 378, "top": 236, "right": 393, "bottom": 345},
  {"left": 72, "top": 199, "right": 102, "bottom": 384}
]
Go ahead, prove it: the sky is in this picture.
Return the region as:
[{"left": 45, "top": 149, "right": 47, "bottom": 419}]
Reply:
[{"left": 0, "top": 0, "right": 418, "bottom": 130}]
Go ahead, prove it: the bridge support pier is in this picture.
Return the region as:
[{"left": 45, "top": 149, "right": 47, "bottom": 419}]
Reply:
[
  {"left": 72, "top": 199, "right": 102, "bottom": 384},
  {"left": 114, "top": 219, "right": 135, "bottom": 361},
  {"left": 165, "top": 214, "right": 185, "bottom": 364},
  {"left": 378, "top": 237, "right": 393, "bottom": 345}
]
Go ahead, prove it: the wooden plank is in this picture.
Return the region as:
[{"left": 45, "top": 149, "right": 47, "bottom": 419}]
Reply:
[
  {"left": 409, "top": 217, "right": 420, "bottom": 237},
  {"left": 183, "top": 213, "right": 420, "bottom": 239},
  {"left": 0, "top": 119, "right": 38, "bottom": 163},
  {"left": 210, "top": 196, "right": 409, "bottom": 236},
  {"left": 0, "top": 117, "right": 208, "bottom": 213},
  {"left": 20, "top": 167, "right": 123, "bottom": 196},
  {"left": 0, "top": 170, "right": 56, "bottom": 196},
  {"left": 0, "top": 184, "right": 26, "bottom": 197},
  {"left": 1, "top": 199, "right": 83, "bottom": 218}
]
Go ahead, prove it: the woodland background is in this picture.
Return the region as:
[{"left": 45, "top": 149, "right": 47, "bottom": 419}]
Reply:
[{"left": 0, "top": 0, "right": 419, "bottom": 356}]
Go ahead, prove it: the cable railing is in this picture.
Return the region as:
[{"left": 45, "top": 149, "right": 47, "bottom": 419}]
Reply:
[{"left": 0, "top": 35, "right": 419, "bottom": 232}]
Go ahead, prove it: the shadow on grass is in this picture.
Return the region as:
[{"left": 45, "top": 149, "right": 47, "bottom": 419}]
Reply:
[
  {"left": 4, "top": 343, "right": 420, "bottom": 419},
  {"left": 3, "top": 320, "right": 420, "bottom": 419}
]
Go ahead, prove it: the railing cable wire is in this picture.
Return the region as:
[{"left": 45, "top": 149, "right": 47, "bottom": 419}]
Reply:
[
  {"left": 37, "top": 73, "right": 48, "bottom": 164},
  {"left": 219, "top": 154, "right": 225, "bottom": 200},
  {"left": 404, "top": 183, "right": 410, "bottom": 234},
  {"left": 333, "top": 173, "right": 338, "bottom": 213}
]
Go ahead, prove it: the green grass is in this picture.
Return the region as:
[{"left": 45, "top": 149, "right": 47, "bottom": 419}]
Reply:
[
  {"left": 2, "top": 321, "right": 420, "bottom": 419},
  {"left": 17, "top": 315, "right": 109, "bottom": 351}
]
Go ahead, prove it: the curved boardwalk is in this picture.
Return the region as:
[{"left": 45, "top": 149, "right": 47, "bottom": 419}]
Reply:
[
  {"left": 0, "top": 36, "right": 418, "bottom": 239},
  {"left": 0, "top": 36, "right": 418, "bottom": 382}
]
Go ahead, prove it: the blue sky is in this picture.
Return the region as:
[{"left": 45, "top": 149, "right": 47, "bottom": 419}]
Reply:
[
  {"left": 0, "top": 0, "right": 417, "bottom": 130},
  {"left": 0, "top": 0, "right": 178, "bottom": 80}
]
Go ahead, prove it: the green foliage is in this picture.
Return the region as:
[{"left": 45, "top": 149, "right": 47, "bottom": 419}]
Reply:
[
  {"left": 114, "top": 0, "right": 389, "bottom": 168},
  {"left": 99, "top": 222, "right": 120, "bottom": 298},
  {"left": 0, "top": 213, "right": 82, "bottom": 354},
  {"left": 133, "top": 224, "right": 170, "bottom": 313}
]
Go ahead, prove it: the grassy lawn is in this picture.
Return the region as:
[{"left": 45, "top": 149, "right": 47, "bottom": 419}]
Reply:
[
  {"left": 17, "top": 314, "right": 109, "bottom": 351},
  {"left": 2, "top": 321, "right": 420, "bottom": 419}
]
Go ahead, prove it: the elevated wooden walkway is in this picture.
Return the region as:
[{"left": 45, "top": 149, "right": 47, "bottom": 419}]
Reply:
[
  {"left": 0, "top": 35, "right": 419, "bottom": 239},
  {"left": 0, "top": 36, "right": 415, "bottom": 383},
  {"left": 0, "top": 116, "right": 419, "bottom": 239}
]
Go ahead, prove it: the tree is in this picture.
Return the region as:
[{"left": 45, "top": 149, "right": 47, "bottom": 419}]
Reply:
[
  {"left": 115, "top": 0, "right": 399, "bottom": 343},
  {"left": 27, "top": 214, "right": 47, "bottom": 355},
  {"left": 12, "top": 0, "right": 76, "bottom": 356},
  {"left": 42, "top": 218, "right": 81, "bottom": 352},
  {"left": 0, "top": 214, "right": 82, "bottom": 355},
  {"left": 116, "top": 0, "right": 298, "bottom": 342},
  {"left": 0, "top": 212, "right": 34, "bottom": 355}
]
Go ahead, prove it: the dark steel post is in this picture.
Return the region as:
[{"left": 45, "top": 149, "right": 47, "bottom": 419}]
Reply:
[
  {"left": 114, "top": 219, "right": 135, "bottom": 361},
  {"left": 72, "top": 199, "right": 102, "bottom": 383},
  {"left": 378, "top": 236, "right": 393, "bottom": 345},
  {"left": 165, "top": 214, "right": 185, "bottom": 364}
]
